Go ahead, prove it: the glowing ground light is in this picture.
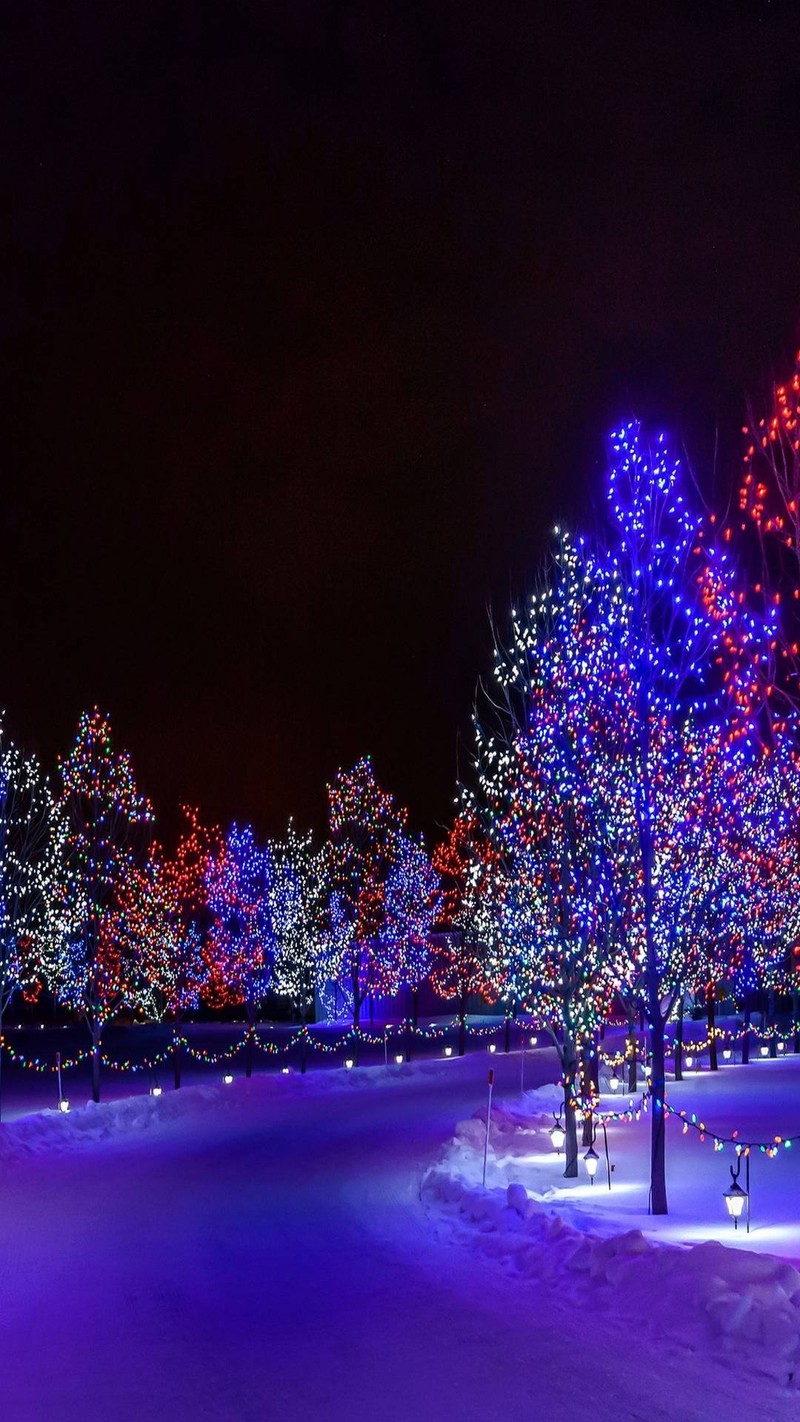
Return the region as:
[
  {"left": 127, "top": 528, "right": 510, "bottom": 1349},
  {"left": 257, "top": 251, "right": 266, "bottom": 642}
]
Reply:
[
  {"left": 58, "top": 1099, "right": 70, "bottom": 1113},
  {"left": 223, "top": 1073, "right": 234, "bottom": 1085},
  {"left": 344, "top": 1058, "right": 354, "bottom": 1070},
  {"left": 444, "top": 1046, "right": 453, "bottom": 1057},
  {"left": 395, "top": 1054, "right": 404, "bottom": 1065}
]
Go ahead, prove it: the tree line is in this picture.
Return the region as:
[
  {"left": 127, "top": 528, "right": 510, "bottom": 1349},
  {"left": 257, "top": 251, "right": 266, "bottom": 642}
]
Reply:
[{"left": 4, "top": 359, "right": 800, "bottom": 1216}]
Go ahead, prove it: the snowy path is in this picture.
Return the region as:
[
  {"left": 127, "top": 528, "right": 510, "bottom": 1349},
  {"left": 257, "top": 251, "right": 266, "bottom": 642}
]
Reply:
[{"left": 2, "top": 1052, "right": 798, "bottom": 1421}]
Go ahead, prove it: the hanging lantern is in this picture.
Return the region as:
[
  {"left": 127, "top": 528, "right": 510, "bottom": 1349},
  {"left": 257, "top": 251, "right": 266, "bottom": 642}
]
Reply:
[
  {"left": 584, "top": 1144, "right": 600, "bottom": 1182},
  {"left": 549, "top": 1114, "right": 566, "bottom": 1153},
  {"left": 723, "top": 1162, "right": 748, "bottom": 1230}
]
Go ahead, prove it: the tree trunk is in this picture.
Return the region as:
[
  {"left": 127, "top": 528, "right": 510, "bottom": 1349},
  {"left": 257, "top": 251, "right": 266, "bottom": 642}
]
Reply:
[
  {"left": 793, "top": 991, "right": 799, "bottom": 1054},
  {"left": 172, "top": 1014, "right": 182, "bottom": 1090},
  {"left": 649, "top": 1013, "right": 668, "bottom": 1215},
  {"left": 91, "top": 1037, "right": 101, "bottom": 1103},
  {"left": 300, "top": 1021, "right": 308, "bottom": 1075},
  {"left": 562, "top": 1038, "right": 578, "bottom": 1178},
  {"left": 674, "top": 993, "right": 684, "bottom": 1081},
  {"left": 458, "top": 990, "right": 467, "bottom": 1057},
  {"left": 353, "top": 994, "right": 361, "bottom": 1065},
  {"left": 707, "top": 983, "right": 718, "bottom": 1071},
  {"left": 768, "top": 989, "right": 777, "bottom": 1057},
  {"left": 580, "top": 1051, "right": 594, "bottom": 1145},
  {"left": 245, "top": 1014, "right": 255, "bottom": 1079},
  {"left": 590, "top": 1031, "right": 600, "bottom": 1096},
  {"left": 411, "top": 985, "right": 419, "bottom": 1031},
  {"left": 0, "top": 1010, "right": 4, "bottom": 1124},
  {"left": 626, "top": 1014, "right": 638, "bottom": 1093},
  {"left": 742, "top": 1004, "right": 751, "bottom": 1065},
  {"left": 504, "top": 1011, "right": 512, "bottom": 1055}
]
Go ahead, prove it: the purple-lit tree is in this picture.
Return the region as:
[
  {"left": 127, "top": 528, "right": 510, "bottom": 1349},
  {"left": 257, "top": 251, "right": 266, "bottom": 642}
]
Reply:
[{"left": 321, "top": 757, "right": 414, "bottom": 1056}]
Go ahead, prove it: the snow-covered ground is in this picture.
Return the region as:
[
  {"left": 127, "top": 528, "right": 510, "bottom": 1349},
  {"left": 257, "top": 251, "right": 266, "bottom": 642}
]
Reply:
[{"left": 2, "top": 1042, "right": 799, "bottom": 1420}]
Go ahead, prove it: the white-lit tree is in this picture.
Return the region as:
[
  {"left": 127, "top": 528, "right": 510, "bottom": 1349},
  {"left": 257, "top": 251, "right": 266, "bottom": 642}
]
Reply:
[
  {"left": 56, "top": 708, "right": 154, "bottom": 1102},
  {"left": 0, "top": 719, "right": 69, "bottom": 1119}
]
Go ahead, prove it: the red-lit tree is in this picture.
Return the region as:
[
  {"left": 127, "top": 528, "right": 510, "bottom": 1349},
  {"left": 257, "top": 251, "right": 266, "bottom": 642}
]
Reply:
[
  {"left": 119, "top": 806, "right": 223, "bottom": 1086},
  {"left": 431, "top": 813, "right": 496, "bottom": 1057}
]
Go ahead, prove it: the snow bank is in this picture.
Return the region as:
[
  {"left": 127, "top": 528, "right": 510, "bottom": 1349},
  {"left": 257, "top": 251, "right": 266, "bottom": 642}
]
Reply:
[
  {"left": 0, "top": 1084, "right": 225, "bottom": 1161},
  {"left": 423, "top": 1098, "right": 800, "bottom": 1389}
]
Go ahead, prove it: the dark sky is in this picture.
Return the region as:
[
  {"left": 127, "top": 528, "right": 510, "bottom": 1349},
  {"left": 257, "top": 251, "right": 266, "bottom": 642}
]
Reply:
[{"left": 2, "top": 1, "right": 800, "bottom": 843}]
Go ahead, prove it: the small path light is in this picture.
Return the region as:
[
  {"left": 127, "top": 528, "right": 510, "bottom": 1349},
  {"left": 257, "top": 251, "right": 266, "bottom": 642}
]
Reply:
[
  {"left": 223, "top": 1072, "right": 234, "bottom": 1085},
  {"left": 444, "top": 1046, "right": 453, "bottom": 1057},
  {"left": 394, "top": 1053, "right": 404, "bottom": 1065},
  {"left": 760, "top": 1045, "right": 770, "bottom": 1058},
  {"left": 609, "top": 1069, "right": 621, "bottom": 1092},
  {"left": 488, "top": 1043, "right": 497, "bottom": 1054},
  {"left": 58, "top": 1098, "right": 70, "bottom": 1114},
  {"left": 344, "top": 1058, "right": 355, "bottom": 1070},
  {"left": 722, "top": 1048, "right": 732, "bottom": 1062}
]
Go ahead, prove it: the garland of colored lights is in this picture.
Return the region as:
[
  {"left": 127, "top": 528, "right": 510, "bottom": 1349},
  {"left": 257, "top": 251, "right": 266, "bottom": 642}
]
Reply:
[{"left": 663, "top": 1100, "right": 797, "bottom": 1157}]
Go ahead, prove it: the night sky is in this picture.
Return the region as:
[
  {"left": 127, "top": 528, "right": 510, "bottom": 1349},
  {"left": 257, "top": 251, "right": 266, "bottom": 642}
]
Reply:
[{"left": 2, "top": 2, "right": 800, "bottom": 843}]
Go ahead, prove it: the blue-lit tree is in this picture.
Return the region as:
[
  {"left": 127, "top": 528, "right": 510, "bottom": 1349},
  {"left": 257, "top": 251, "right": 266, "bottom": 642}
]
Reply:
[
  {"left": 204, "top": 824, "right": 278, "bottom": 1076},
  {"left": 383, "top": 831, "right": 439, "bottom": 1030},
  {"left": 474, "top": 425, "right": 784, "bottom": 1210}
]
